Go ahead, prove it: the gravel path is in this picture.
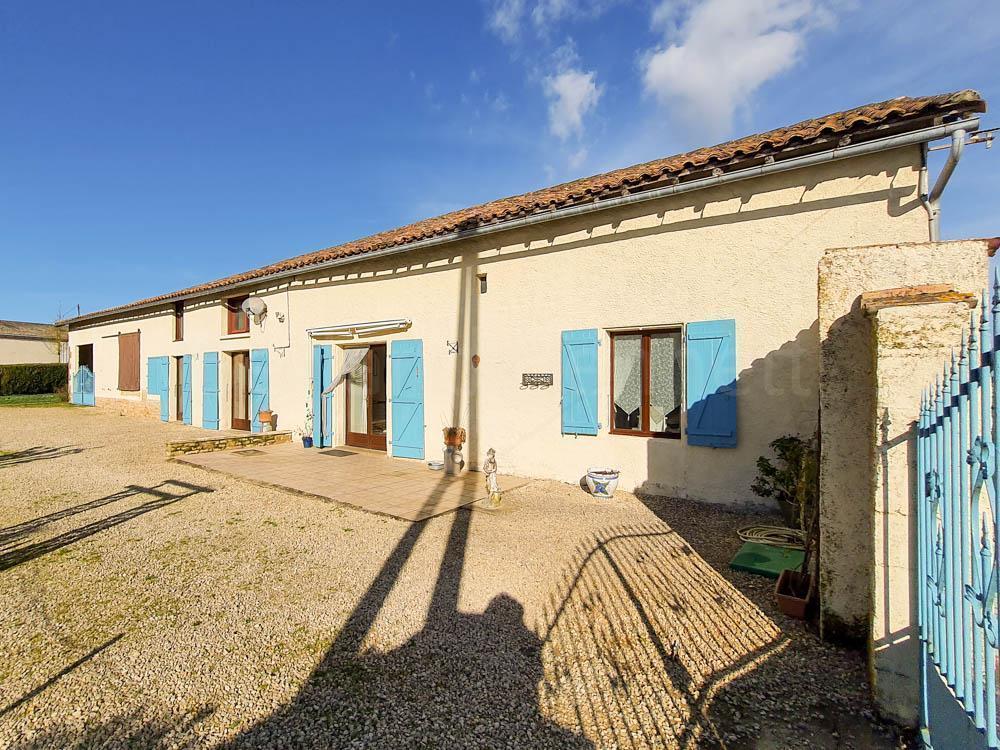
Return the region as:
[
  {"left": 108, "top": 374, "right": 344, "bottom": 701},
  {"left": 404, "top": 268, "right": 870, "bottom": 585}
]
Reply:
[{"left": 0, "top": 406, "right": 910, "bottom": 748}]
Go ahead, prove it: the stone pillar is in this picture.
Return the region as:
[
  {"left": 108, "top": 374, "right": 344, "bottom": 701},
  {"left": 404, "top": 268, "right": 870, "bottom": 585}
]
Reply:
[
  {"left": 862, "top": 288, "right": 974, "bottom": 726},
  {"left": 817, "top": 239, "right": 990, "bottom": 647}
]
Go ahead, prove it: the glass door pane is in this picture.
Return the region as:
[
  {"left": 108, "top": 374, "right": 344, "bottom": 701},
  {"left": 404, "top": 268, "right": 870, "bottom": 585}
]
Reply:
[
  {"left": 370, "top": 346, "right": 387, "bottom": 437},
  {"left": 348, "top": 358, "right": 368, "bottom": 435}
]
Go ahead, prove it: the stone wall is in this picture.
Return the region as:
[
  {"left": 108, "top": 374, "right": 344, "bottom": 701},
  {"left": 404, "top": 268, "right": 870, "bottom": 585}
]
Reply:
[
  {"left": 166, "top": 431, "right": 291, "bottom": 458},
  {"left": 95, "top": 396, "right": 160, "bottom": 420},
  {"left": 817, "top": 239, "right": 989, "bottom": 647}
]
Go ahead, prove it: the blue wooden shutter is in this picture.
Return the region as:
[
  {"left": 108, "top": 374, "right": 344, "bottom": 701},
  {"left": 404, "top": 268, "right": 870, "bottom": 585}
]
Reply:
[
  {"left": 203, "top": 352, "right": 219, "bottom": 429},
  {"left": 561, "top": 329, "right": 599, "bottom": 435},
  {"left": 182, "top": 355, "right": 193, "bottom": 425},
  {"left": 390, "top": 339, "right": 424, "bottom": 459},
  {"left": 312, "top": 345, "right": 333, "bottom": 447},
  {"left": 158, "top": 357, "right": 169, "bottom": 421},
  {"left": 685, "top": 319, "right": 737, "bottom": 447},
  {"left": 250, "top": 348, "right": 269, "bottom": 433}
]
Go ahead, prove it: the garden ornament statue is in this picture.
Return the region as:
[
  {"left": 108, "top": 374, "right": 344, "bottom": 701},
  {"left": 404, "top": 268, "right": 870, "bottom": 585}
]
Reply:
[{"left": 483, "top": 448, "right": 502, "bottom": 508}]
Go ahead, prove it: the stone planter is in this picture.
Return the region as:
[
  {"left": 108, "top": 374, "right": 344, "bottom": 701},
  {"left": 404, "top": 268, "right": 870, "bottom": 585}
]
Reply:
[{"left": 585, "top": 468, "right": 620, "bottom": 499}]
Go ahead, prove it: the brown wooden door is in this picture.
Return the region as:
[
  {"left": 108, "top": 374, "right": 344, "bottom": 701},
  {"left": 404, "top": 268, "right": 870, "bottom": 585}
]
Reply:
[
  {"left": 231, "top": 351, "right": 250, "bottom": 431},
  {"left": 345, "top": 344, "right": 387, "bottom": 451},
  {"left": 174, "top": 356, "right": 184, "bottom": 422}
]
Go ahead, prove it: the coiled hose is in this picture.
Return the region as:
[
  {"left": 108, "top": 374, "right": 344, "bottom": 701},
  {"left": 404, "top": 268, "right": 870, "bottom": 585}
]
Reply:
[{"left": 736, "top": 525, "right": 805, "bottom": 550}]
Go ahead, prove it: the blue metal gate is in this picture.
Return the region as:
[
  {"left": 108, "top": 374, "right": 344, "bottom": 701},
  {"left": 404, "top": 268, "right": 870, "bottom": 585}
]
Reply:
[
  {"left": 918, "top": 285, "right": 999, "bottom": 749},
  {"left": 71, "top": 365, "right": 95, "bottom": 406}
]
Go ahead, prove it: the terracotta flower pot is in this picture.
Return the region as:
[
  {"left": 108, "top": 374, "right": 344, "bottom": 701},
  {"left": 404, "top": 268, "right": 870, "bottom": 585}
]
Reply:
[
  {"left": 775, "top": 569, "right": 813, "bottom": 619},
  {"left": 443, "top": 427, "right": 466, "bottom": 448}
]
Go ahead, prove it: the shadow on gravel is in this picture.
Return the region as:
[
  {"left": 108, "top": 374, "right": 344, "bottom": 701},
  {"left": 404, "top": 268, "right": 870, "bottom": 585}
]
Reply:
[
  {"left": 0, "top": 480, "right": 212, "bottom": 572},
  {"left": 5, "top": 704, "right": 216, "bottom": 749},
  {"left": 0, "top": 487, "right": 143, "bottom": 547},
  {"left": 227, "top": 259, "right": 591, "bottom": 749},
  {"left": 0, "top": 445, "right": 87, "bottom": 468},
  {"left": 538, "top": 523, "right": 787, "bottom": 749},
  {"left": 0, "top": 633, "right": 126, "bottom": 718},
  {"left": 226, "top": 504, "right": 592, "bottom": 748}
]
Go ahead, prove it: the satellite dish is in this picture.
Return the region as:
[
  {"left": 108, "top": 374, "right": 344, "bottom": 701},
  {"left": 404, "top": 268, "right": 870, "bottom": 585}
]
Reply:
[{"left": 241, "top": 296, "right": 267, "bottom": 324}]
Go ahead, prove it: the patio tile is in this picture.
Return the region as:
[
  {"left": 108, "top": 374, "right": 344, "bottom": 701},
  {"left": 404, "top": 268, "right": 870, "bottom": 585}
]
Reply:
[{"left": 177, "top": 445, "right": 527, "bottom": 521}]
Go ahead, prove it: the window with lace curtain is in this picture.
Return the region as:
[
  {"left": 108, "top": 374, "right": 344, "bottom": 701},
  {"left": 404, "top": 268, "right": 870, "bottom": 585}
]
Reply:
[{"left": 610, "top": 328, "right": 682, "bottom": 438}]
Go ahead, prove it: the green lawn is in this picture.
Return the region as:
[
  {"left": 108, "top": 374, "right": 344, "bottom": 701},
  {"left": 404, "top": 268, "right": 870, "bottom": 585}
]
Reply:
[{"left": 0, "top": 393, "right": 73, "bottom": 407}]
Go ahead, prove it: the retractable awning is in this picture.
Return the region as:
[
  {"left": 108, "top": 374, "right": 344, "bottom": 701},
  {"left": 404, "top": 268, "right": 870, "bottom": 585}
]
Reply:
[{"left": 306, "top": 318, "right": 411, "bottom": 338}]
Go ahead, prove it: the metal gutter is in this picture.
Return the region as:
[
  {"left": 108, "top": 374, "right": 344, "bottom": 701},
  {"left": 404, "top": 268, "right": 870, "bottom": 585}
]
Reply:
[{"left": 68, "top": 116, "right": 981, "bottom": 326}]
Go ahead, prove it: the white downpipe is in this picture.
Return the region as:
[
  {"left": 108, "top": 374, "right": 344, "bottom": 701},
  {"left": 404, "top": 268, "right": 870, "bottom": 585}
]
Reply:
[{"left": 921, "top": 127, "right": 968, "bottom": 242}]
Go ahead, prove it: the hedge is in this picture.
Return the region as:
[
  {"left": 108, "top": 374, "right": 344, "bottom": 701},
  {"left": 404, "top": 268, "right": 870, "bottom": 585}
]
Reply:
[{"left": 0, "top": 363, "right": 69, "bottom": 396}]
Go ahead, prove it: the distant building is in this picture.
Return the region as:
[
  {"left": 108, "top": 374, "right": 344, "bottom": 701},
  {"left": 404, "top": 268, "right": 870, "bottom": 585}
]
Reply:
[{"left": 0, "top": 320, "right": 67, "bottom": 365}]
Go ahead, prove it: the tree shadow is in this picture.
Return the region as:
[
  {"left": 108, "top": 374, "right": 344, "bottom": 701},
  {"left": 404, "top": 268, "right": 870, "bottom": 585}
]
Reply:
[
  {"left": 0, "top": 480, "right": 213, "bottom": 572},
  {"left": 0, "top": 445, "right": 86, "bottom": 468}
]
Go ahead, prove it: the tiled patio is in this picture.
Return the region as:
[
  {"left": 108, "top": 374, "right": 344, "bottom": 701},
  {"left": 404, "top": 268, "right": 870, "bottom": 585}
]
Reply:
[{"left": 175, "top": 442, "right": 529, "bottom": 521}]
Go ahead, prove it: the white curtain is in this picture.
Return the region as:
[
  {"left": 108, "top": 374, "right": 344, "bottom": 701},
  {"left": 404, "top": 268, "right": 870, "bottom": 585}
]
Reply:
[
  {"left": 614, "top": 336, "right": 642, "bottom": 418},
  {"left": 322, "top": 346, "right": 369, "bottom": 395}
]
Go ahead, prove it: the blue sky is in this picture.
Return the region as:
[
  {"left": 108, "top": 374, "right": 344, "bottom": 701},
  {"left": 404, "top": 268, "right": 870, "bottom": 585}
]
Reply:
[{"left": 2, "top": 0, "right": 998, "bottom": 322}]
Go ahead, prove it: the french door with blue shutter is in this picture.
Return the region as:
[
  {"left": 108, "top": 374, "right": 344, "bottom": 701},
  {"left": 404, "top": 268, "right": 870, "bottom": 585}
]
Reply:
[
  {"left": 250, "top": 348, "right": 269, "bottom": 433},
  {"left": 390, "top": 340, "right": 424, "bottom": 459},
  {"left": 203, "top": 352, "right": 219, "bottom": 429},
  {"left": 231, "top": 351, "right": 251, "bottom": 431},
  {"left": 181, "top": 354, "right": 192, "bottom": 425},
  {"left": 312, "top": 344, "right": 334, "bottom": 447},
  {"left": 346, "top": 344, "right": 387, "bottom": 451}
]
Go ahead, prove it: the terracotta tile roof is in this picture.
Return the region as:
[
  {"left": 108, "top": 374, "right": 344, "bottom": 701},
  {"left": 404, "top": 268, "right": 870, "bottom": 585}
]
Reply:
[
  {"left": 72, "top": 89, "right": 985, "bottom": 323},
  {"left": 0, "top": 319, "right": 67, "bottom": 340}
]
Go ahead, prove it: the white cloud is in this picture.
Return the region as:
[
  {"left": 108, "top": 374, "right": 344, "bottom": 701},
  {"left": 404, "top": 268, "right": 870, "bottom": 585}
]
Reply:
[
  {"left": 642, "top": 0, "right": 836, "bottom": 133},
  {"left": 488, "top": 0, "right": 526, "bottom": 42},
  {"left": 543, "top": 67, "right": 602, "bottom": 139},
  {"left": 489, "top": 0, "right": 622, "bottom": 43},
  {"left": 568, "top": 146, "right": 589, "bottom": 169},
  {"left": 531, "top": 0, "right": 622, "bottom": 28}
]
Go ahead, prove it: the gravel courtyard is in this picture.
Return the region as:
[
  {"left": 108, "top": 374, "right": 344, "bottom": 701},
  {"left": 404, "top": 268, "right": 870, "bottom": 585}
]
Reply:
[{"left": 0, "top": 406, "right": 909, "bottom": 749}]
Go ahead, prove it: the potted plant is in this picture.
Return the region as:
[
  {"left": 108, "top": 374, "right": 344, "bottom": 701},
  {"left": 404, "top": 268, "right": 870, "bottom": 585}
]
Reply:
[
  {"left": 751, "top": 434, "right": 819, "bottom": 619},
  {"left": 585, "top": 467, "right": 621, "bottom": 499},
  {"left": 258, "top": 409, "right": 274, "bottom": 432},
  {"left": 442, "top": 427, "right": 466, "bottom": 476},
  {"left": 442, "top": 427, "right": 466, "bottom": 447},
  {"left": 302, "top": 400, "right": 314, "bottom": 448}
]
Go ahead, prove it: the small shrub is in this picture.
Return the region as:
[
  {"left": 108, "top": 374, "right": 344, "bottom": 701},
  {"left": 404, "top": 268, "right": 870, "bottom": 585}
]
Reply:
[
  {"left": 0, "top": 363, "right": 69, "bottom": 395},
  {"left": 750, "top": 435, "right": 818, "bottom": 531}
]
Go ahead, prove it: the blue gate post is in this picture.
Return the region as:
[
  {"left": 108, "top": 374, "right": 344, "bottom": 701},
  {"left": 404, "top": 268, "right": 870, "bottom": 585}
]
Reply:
[
  {"left": 959, "top": 332, "right": 973, "bottom": 703},
  {"left": 943, "top": 359, "right": 956, "bottom": 681},
  {"left": 918, "top": 388, "right": 930, "bottom": 733},
  {"left": 974, "top": 293, "right": 993, "bottom": 737},
  {"left": 990, "top": 276, "right": 1000, "bottom": 749},
  {"left": 967, "top": 314, "right": 984, "bottom": 727},
  {"left": 934, "top": 373, "right": 946, "bottom": 671}
]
